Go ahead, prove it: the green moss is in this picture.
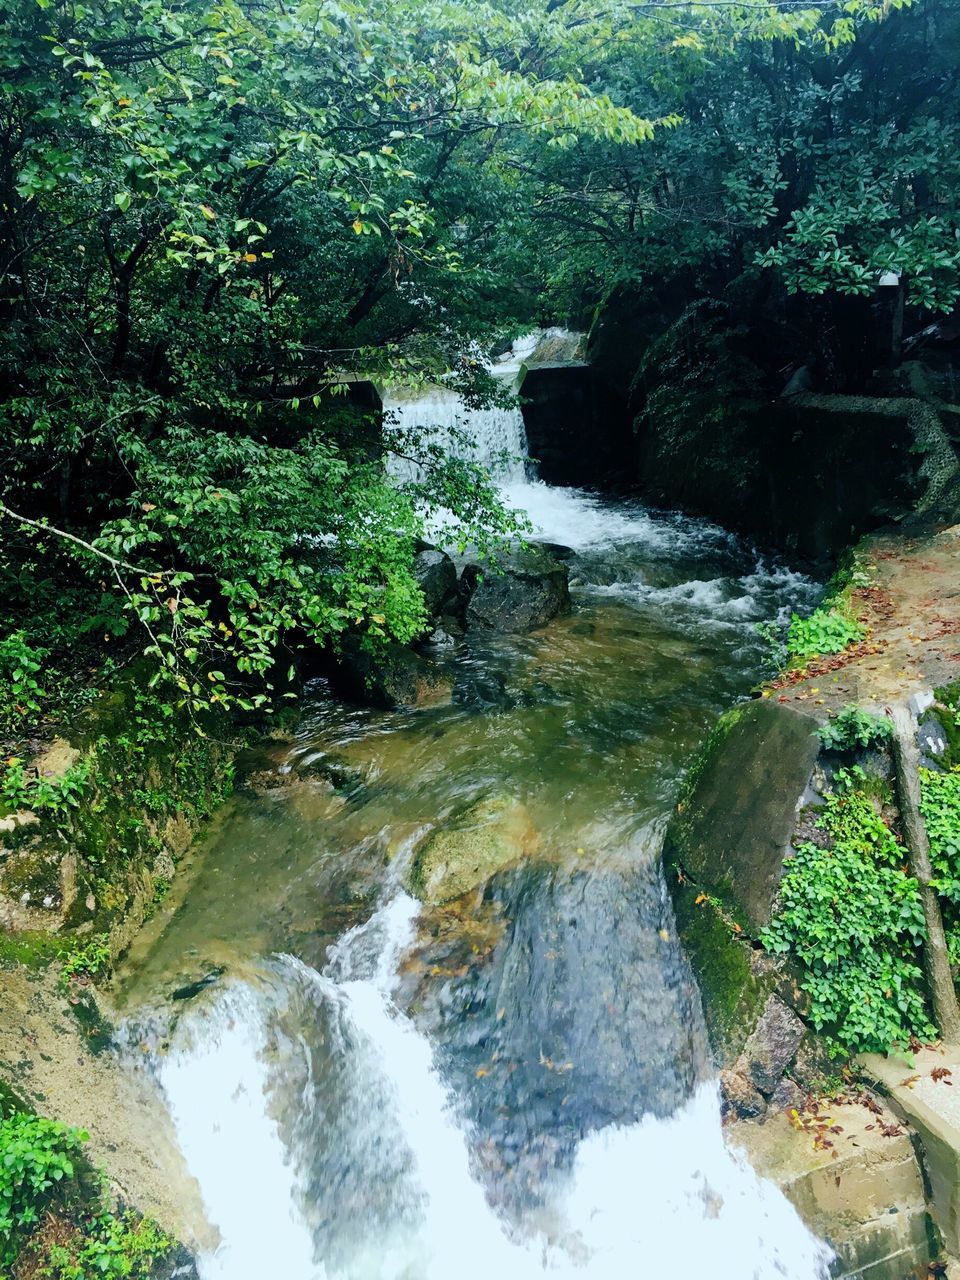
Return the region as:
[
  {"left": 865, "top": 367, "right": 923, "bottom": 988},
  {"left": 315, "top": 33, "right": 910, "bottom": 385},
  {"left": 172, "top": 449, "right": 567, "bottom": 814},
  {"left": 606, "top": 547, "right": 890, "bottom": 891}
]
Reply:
[
  {"left": 671, "top": 878, "right": 777, "bottom": 1065},
  {"left": 0, "top": 930, "right": 70, "bottom": 970},
  {"left": 670, "top": 703, "right": 748, "bottom": 845},
  {"left": 931, "top": 684, "right": 960, "bottom": 771}
]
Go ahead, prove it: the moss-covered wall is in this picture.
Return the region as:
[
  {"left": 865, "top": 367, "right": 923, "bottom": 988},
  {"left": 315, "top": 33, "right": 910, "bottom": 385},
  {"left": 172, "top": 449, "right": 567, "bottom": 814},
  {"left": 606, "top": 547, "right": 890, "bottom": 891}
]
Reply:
[{"left": 0, "top": 667, "right": 237, "bottom": 959}]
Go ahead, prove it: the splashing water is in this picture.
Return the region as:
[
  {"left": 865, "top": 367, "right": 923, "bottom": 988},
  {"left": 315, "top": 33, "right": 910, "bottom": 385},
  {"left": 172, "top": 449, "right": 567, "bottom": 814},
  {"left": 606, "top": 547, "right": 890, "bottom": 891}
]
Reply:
[
  {"left": 383, "top": 337, "right": 535, "bottom": 486},
  {"left": 384, "top": 387, "right": 530, "bottom": 485},
  {"left": 157, "top": 983, "right": 319, "bottom": 1280},
  {"left": 152, "top": 887, "right": 831, "bottom": 1280}
]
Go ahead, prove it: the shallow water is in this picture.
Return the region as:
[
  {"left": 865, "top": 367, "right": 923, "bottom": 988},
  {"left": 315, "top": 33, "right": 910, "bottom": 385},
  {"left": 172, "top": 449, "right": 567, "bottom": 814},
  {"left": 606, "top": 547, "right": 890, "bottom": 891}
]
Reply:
[{"left": 114, "top": 483, "right": 831, "bottom": 1280}]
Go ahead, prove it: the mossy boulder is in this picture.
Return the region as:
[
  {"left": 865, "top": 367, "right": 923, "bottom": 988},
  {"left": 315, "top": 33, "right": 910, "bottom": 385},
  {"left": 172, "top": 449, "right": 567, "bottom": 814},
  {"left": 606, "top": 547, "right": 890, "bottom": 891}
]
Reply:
[
  {"left": 664, "top": 698, "right": 820, "bottom": 932},
  {"left": 331, "top": 640, "right": 453, "bottom": 711},
  {"left": 463, "top": 546, "right": 570, "bottom": 633},
  {"left": 413, "top": 548, "right": 458, "bottom": 618},
  {"left": 664, "top": 698, "right": 820, "bottom": 1076},
  {"left": 670, "top": 882, "right": 780, "bottom": 1069},
  {"left": 408, "top": 793, "right": 539, "bottom": 904}
]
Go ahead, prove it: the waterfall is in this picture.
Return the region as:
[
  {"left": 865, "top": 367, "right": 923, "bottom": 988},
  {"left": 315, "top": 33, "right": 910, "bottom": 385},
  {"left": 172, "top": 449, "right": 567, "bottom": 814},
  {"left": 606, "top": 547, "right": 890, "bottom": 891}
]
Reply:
[
  {"left": 382, "top": 342, "right": 532, "bottom": 486},
  {"left": 152, "top": 890, "right": 833, "bottom": 1280}
]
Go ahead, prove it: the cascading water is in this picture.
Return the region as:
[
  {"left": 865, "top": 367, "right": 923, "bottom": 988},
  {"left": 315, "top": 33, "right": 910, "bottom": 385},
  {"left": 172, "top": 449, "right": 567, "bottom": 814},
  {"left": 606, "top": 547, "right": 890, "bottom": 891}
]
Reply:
[
  {"left": 118, "top": 368, "right": 833, "bottom": 1279},
  {"left": 383, "top": 340, "right": 533, "bottom": 485},
  {"left": 150, "top": 881, "right": 831, "bottom": 1280}
]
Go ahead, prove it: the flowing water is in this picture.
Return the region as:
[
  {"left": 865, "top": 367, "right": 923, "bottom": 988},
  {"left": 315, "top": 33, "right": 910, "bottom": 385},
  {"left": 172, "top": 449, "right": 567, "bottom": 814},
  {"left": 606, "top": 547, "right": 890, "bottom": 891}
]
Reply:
[{"left": 113, "top": 378, "right": 833, "bottom": 1279}]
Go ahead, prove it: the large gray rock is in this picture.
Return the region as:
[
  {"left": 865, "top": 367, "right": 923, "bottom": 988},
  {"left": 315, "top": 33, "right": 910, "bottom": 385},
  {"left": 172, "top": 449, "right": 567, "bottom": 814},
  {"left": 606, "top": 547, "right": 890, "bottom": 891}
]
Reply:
[
  {"left": 664, "top": 699, "right": 820, "bottom": 931},
  {"left": 331, "top": 641, "right": 452, "bottom": 711},
  {"left": 735, "top": 993, "right": 805, "bottom": 1095},
  {"left": 664, "top": 699, "right": 820, "bottom": 1069},
  {"left": 414, "top": 548, "right": 457, "bottom": 617},
  {"left": 463, "top": 546, "right": 570, "bottom": 633}
]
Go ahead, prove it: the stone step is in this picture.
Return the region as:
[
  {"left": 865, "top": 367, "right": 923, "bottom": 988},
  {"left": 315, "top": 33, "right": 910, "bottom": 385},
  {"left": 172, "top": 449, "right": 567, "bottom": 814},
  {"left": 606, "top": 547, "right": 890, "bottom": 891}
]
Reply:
[{"left": 861, "top": 1043, "right": 960, "bottom": 1257}]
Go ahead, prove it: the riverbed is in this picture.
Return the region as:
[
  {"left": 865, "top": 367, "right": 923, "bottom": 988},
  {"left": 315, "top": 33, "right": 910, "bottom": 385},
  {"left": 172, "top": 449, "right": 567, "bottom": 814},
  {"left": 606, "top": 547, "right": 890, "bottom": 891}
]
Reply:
[{"left": 109, "top": 476, "right": 835, "bottom": 1279}]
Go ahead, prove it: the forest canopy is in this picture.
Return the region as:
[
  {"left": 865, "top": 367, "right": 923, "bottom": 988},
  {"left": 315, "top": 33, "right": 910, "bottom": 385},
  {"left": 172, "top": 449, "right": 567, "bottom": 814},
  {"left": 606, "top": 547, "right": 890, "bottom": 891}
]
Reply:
[{"left": 1, "top": 0, "right": 957, "bottom": 719}]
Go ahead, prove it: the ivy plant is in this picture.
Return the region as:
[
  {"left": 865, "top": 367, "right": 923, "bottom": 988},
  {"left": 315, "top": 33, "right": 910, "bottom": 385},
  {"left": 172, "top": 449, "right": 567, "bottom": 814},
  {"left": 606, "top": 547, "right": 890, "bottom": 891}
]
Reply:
[
  {"left": 0, "top": 1113, "right": 85, "bottom": 1267},
  {"left": 762, "top": 777, "right": 932, "bottom": 1054},
  {"left": 786, "top": 606, "right": 865, "bottom": 660},
  {"left": 0, "top": 632, "right": 47, "bottom": 732},
  {"left": 818, "top": 704, "right": 893, "bottom": 751}
]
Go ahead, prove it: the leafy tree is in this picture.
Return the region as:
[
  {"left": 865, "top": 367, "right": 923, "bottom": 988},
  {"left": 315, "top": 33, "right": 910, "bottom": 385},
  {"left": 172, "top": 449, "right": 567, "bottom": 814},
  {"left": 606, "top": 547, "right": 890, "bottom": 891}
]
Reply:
[
  {"left": 2, "top": 0, "right": 952, "bottom": 724},
  {"left": 0, "top": 0, "right": 666, "bottom": 718}
]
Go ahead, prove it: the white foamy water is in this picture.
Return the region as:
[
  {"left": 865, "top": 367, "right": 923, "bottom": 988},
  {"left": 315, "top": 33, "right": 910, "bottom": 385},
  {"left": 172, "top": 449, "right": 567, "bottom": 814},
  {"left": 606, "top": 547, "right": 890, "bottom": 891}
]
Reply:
[
  {"left": 383, "top": 335, "right": 537, "bottom": 488},
  {"left": 499, "top": 481, "right": 701, "bottom": 552},
  {"left": 157, "top": 984, "right": 319, "bottom": 1280},
  {"left": 154, "top": 890, "right": 831, "bottom": 1280},
  {"left": 385, "top": 388, "right": 530, "bottom": 486}
]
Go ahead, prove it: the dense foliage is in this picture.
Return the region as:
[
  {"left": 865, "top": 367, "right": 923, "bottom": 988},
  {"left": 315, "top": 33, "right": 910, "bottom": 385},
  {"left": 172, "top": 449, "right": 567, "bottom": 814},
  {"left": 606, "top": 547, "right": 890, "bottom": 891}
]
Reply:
[
  {"left": 536, "top": 0, "right": 960, "bottom": 379},
  {"left": 1, "top": 0, "right": 665, "bottom": 724},
  {"left": 762, "top": 770, "right": 933, "bottom": 1055},
  {"left": 0, "top": 1100, "right": 174, "bottom": 1278},
  {"left": 920, "top": 766, "right": 960, "bottom": 965},
  {"left": 0, "top": 1112, "right": 85, "bottom": 1267},
  {"left": 818, "top": 704, "right": 892, "bottom": 752}
]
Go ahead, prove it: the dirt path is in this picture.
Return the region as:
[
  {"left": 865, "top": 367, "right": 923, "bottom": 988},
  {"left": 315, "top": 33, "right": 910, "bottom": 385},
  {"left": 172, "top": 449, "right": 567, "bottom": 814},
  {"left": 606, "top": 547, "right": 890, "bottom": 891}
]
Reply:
[{"left": 768, "top": 523, "right": 960, "bottom": 717}]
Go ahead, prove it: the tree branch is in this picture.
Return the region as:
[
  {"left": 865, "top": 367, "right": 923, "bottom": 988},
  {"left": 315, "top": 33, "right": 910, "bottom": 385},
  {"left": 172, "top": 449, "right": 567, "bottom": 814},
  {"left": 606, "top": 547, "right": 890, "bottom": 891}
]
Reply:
[{"left": 0, "top": 502, "right": 163, "bottom": 578}]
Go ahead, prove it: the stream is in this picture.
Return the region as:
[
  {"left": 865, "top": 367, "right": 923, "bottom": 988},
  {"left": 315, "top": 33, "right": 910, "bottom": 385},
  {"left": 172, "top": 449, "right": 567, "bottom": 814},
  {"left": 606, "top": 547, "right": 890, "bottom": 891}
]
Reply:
[{"left": 113, "top": 385, "right": 833, "bottom": 1279}]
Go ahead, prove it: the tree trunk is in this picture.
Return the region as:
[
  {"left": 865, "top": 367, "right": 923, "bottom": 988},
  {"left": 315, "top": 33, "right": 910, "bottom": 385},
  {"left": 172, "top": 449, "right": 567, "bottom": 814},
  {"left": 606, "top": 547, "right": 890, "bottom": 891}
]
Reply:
[{"left": 891, "top": 704, "right": 960, "bottom": 1042}]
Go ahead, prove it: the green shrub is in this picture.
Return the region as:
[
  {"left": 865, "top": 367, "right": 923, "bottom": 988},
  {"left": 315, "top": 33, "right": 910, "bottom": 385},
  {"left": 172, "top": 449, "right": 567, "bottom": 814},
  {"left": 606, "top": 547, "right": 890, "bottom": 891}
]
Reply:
[
  {"left": 59, "top": 936, "right": 111, "bottom": 992},
  {"left": 0, "top": 632, "right": 47, "bottom": 733},
  {"left": 920, "top": 767, "right": 960, "bottom": 963},
  {"left": 762, "top": 777, "right": 932, "bottom": 1054},
  {"left": 0, "top": 758, "right": 92, "bottom": 818},
  {"left": 0, "top": 1113, "right": 85, "bottom": 1267},
  {"left": 786, "top": 606, "right": 864, "bottom": 659},
  {"left": 41, "top": 1209, "right": 174, "bottom": 1280},
  {"left": 818, "top": 704, "right": 892, "bottom": 752}
]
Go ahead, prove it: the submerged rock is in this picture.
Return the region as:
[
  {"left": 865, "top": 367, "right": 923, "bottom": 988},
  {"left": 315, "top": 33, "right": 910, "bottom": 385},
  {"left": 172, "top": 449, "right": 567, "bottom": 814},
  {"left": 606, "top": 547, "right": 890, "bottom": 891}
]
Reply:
[
  {"left": 408, "top": 792, "right": 539, "bottom": 904},
  {"left": 400, "top": 860, "right": 707, "bottom": 1212},
  {"left": 462, "top": 546, "right": 571, "bottom": 633}
]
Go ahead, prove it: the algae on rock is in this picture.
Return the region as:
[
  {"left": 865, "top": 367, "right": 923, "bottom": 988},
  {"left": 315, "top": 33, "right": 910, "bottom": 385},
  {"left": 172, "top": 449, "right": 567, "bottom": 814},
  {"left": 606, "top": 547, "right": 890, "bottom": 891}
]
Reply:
[{"left": 408, "top": 792, "right": 540, "bottom": 904}]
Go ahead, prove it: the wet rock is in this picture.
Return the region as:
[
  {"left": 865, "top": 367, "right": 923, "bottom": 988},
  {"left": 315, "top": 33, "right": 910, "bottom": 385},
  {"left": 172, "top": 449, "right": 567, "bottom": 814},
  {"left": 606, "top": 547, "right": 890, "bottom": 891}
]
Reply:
[
  {"left": 171, "top": 968, "right": 225, "bottom": 1002},
  {"left": 734, "top": 994, "right": 805, "bottom": 1096},
  {"left": 331, "top": 641, "right": 453, "bottom": 711},
  {"left": 401, "top": 861, "right": 707, "bottom": 1212},
  {"left": 668, "top": 885, "right": 781, "bottom": 1070},
  {"left": 423, "top": 625, "right": 457, "bottom": 650},
  {"left": 767, "top": 1076, "right": 806, "bottom": 1113},
  {"left": 413, "top": 548, "right": 458, "bottom": 617},
  {"left": 462, "top": 546, "right": 571, "bottom": 633},
  {"left": 664, "top": 699, "right": 820, "bottom": 933},
  {"left": 720, "top": 1069, "right": 767, "bottom": 1121},
  {"left": 530, "top": 539, "right": 574, "bottom": 561},
  {"left": 452, "top": 667, "right": 514, "bottom": 711},
  {"left": 731, "top": 1099, "right": 930, "bottom": 1280},
  {"left": 408, "top": 792, "right": 539, "bottom": 904}
]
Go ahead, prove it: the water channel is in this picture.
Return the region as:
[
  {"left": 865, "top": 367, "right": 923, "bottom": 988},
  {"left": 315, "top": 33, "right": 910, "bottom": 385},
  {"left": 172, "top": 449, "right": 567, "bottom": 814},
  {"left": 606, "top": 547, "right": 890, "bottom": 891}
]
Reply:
[{"left": 113, "top": 383, "right": 832, "bottom": 1279}]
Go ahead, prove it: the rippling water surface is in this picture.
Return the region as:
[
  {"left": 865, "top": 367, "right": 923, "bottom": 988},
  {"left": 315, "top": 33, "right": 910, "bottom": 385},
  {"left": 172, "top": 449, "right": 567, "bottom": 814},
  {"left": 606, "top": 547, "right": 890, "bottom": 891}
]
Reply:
[{"left": 114, "top": 483, "right": 831, "bottom": 1280}]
